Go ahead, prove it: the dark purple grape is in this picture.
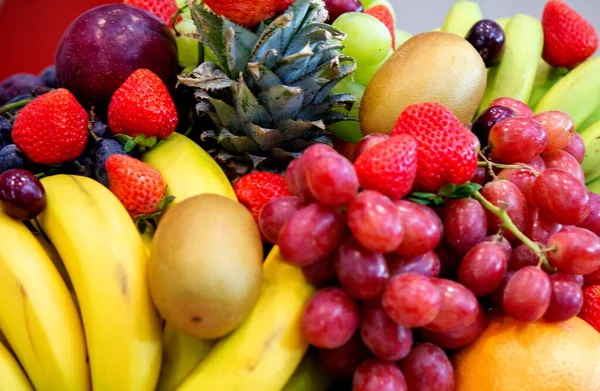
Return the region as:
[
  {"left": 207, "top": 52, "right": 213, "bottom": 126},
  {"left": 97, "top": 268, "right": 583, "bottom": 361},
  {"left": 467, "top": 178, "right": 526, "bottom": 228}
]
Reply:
[
  {"left": 465, "top": 19, "right": 506, "bottom": 67},
  {"left": 325, "top": 0, "right": 364, "bottom": 23},
  {"left": 55, "top": 4, "right": 178, "bottom": 112},
  {"left": 0, "top": 73, "right": 45, "bottom": 106},
  {"left": 0, "top": 117, "right": 12, "bottom": 149},
  {"left": 0, "top": 169, "right": 46, "bottom": 220},
  {"left": 471, "top": 105, "right": 515, "bottom": 147},
  {"left": 38, "top": 65, "right": 58, "bottom": 89},
  {"left": 91, "top": 139, "right": 128, "bottom": 187},
  {"left": 0, "top": 145, "right": 25, "bottom": 174},
  {"left": 92, "top": 120, "right": 110, "bottom": 139}
]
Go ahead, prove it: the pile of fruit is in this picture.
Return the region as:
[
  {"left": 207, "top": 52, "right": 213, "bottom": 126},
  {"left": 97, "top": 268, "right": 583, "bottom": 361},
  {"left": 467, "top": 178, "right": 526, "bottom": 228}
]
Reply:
[{"left": 1, "top": 0, "right": 600, "bottom": 390}]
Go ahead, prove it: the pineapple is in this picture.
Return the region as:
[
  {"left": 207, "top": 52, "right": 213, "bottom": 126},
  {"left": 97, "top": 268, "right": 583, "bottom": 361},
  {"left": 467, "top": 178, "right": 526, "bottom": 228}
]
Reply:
[{"left": 178, "top": 0, "right": 357, "bottom": 179}]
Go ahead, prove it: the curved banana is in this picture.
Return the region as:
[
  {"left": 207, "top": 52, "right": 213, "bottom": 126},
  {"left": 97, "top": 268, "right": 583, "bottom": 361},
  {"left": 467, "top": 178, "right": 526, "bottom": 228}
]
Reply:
[
  {"left": 0, "top": 211, "right": 89, "bottom": 390},
  {"left": 441, "top": 1, "right": 483, "bottom": 38},
  {"left": 495, "top": 17, "right": 511, "bottom": 30},
  {"left": 37, "top": 175, "right": 162, "bottom": 391},
  {"left": 478, "top": 14, "right": 544, "bottom": 115},
  {"left": 0, "top": 340, "right": 33, "bottom": 391},
  {"left": 178, "top": 246, "right": 316, "bottom": 391},
  {"left": 578, "top": 107, "right": 600, "bottom": 132},
  {"left": 588, "top": 177, "right": 600, "bottom": 195},
  {"left": 283, "top": 354, "right": 331, "bottom": 391},
  {"left": 535, "top": 56, "right": 600, "bottom": 129},
  {"left": 528, "top": 59, "right": 569, "bottom": 109},
  {"left": 579, "top": 120, "right": 600, "bottom": 184}
]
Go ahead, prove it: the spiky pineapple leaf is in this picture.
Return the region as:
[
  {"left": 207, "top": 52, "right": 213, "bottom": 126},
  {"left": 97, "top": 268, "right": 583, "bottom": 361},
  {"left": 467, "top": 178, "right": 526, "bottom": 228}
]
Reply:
[
  {"left": 190, "top": 4, "right": 228, "bottom": 73},
  {"left": 258, "top": 85, "right": 305, "bottom": 121},
  {"left": 178, "top": 62, "right": 234, "bottom": 90},
  {"left": 275, "top": 43, "right": 313, "bottom": 84},
  {"left": 248, "top": 125, "right": 283, "bottom": 150},
  {"left": 276, "top": 119, "right": 327, "bottom": 142},
  {"left": 216, "top": 128, "right": 263, "bottom": 155},
  {"left": 247, "top": 63, "right": 284, "bottom": 90},
  {"left": 303, "top": 0, "right": 329, "bottom": 25},
  {"left": 304, "top": 41, "right": 345, "bottom": 77},
  {"left": 285, "top": 23, "right": 345, "bottom": 57},
  {"left": 279, "top": 0, "right": 313, "bottom": 52},
  {"left": 297, "top": 93, "right": 356, "bottom": 120},
  {"left": 320, "top": 110, "right": 357, "bottom": 125},
  {"left": 313, "top": 56, "right": 357, "bottom": 104},
  {"left": 207, "top": 98, "right": 241, "bottom": 132},
  {"left": 232, "top": 77, "right": 272, "bottom": 131},
  {"left": 250, "top": 13, "right": 291, "bottom": 67},
  {"left": 223, "top": 21, "right": 258, "bottom": 77},
  {"left": 293, "top": 56, "right": 356, "bottom": 105}
]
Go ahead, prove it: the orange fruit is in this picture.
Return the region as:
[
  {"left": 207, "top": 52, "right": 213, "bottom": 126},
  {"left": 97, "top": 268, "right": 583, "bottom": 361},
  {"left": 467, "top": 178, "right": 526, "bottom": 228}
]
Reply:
[{"left": 453, "top": 315, "right": 600, "bottom": 391}]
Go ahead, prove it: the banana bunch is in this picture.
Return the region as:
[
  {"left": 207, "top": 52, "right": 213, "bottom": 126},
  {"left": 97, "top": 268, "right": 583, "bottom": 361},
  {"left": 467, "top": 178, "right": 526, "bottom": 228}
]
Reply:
[
  {"left": 441, "top": 1, "right": 482, "bottom": 38},
  {"left": 579, "top": 120, "right": 600, "bottom": 185}
]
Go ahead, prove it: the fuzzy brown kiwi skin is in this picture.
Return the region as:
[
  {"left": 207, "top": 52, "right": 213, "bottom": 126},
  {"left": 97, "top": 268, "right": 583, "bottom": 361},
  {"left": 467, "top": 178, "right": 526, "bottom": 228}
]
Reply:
[{"left": 359, "top": 31, "right": 487, "bottom": 136}]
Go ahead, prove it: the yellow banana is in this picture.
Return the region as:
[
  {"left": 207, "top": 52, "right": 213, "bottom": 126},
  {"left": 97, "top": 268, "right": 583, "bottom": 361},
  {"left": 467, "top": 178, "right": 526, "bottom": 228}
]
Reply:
[
  {"left": 283, "top": 354, "right": 331, "bottom": 391},
  {"left": 578, "top": 106, "right": 600, "bottom": 132},
  {"left": 588, "top": 177, "right": 600, "bottom": 195},
  {"left": 495, "top": 17, "right": 511, "bottom": 30},
  {"left": 37, "top": 175, "right": 162, "bottom": 391},
  {"left": 156, "top": 324, "right": 216, "bottom": 391},
  {"left": 528, "top": 59, "right": 569, "bottom": 109},
  {"left": 0, "top": 339, "right": 33, "bottom": 391},
  {"left": 535, "top": 56, "right": 600, "bottom": 130},
  {"left": 441, "top": 1, "right": 483, "bottom": 38},
  {"left": 178, "top": 246, "right": 316, "bottom": 391},
  {"left": 579, "top": 120, "right": 600, "bottom": 184},
  {"left": 0, "top": 211, "right": 89, "bottom": 391},
  {"left": 478, "top": 14, "right": 544, "bottom": 115}
]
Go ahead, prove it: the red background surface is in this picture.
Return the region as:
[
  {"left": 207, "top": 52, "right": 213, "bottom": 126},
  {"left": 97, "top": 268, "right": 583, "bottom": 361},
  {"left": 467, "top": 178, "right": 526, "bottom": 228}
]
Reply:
[{"left": 0, "top": 0, "right": 114, "bottom": 80}]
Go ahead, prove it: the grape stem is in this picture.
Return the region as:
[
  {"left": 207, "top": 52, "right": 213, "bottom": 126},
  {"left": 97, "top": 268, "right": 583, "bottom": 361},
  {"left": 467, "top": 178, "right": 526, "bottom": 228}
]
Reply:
[
  {"left": 477, "top": 152, "right": 541, "bottom": 176},
  {"left": 472, "top": 191, "right": 552, "bottom": 270},
  {"left": 0, "top": 97, "right": 34, "bottom": 114}
]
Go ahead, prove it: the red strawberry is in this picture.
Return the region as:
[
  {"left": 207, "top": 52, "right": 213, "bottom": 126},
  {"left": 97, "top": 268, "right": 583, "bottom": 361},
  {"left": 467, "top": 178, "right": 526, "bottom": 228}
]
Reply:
[
  {"left": 579, "top": 285, "right": 600, "bottom": 333},
  {"left": 124, "top": 0, "right": 179, "bottom": 26},
  {"left": 106, "top": 154, "right": 166, "bottom": 218},
  {"left": 391, "top": 102, "right": 477, "bottom": 193},
  {"left": 234, "top": 172, "right": 292, "bottom": 224},
  {"left": 108, "top": 69, "right": 178, "bottom": 140},
  {"left": 204, "top": 0, "right": 277, "bottom": 28},
  {"left": 366, "top": 5, "right": 395, "bottom": 48},
  {"left": 12, "top": 88, "right": 88, "bottom": 165},
  {"left": 353, "top": 133, "right": 418, "bottom": 200},
  {"left": 542, "top": 0, "right": 598, "bottom": 69},
  {"left": 275, "top": 0, "right": 296, "bottom": 13}
]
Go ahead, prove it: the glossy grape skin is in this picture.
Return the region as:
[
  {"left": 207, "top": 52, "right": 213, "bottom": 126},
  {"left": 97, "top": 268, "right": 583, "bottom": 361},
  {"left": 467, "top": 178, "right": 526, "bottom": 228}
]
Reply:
[
  {"left": 291, "top": 144, "right": 338, "bottom": 202},
  {"left": 578, "top": 192, "right": 600, "bottom": 236},
  {"left": 497, "top": 156, "right": 546, "bottom": 205},
  {"left": 533, "top": 169, "right": 591, "bottom": 225},
  {"left": 55, "top": 4, "right": 178, "bottom": 111},
  {"left": 443, "top": 198, "right": 488, "bottom": 255},
  {"left": 301, "top": 287, "right": 359, "bottom": 349},
  {"left": 0, "top": 169, "right": 46, "bottom": 220},
  {"left": 334, "top": 238, "right": 389, "bottom": 300},
  {"left": 285, "top": 158, "right": 301, "bottom": 196},
  {"left": 360, "top": 300, "right": 413, "bottom": 361},
  {"left": 301, "top": 255, "right": 337, "bottom": 287},
  {"left": 509, "top": 244, "right": 539, "bottom": 271},
  {"left": 258, "top": 196, "right": 305, "bottom": 244},
  {"left": 480, "top": 179, "right": 528, "bottom": 241},
  {"left": 426, "top": 278, "right": 479, "bottom": 333},
  {"left": 542, "top": 150, "right": 585, "bottom": 184},
  {"left": 306, "top": 153, "right": 359, "bottom": 207},
  {"left": 318, "top": 333, "right": 370, "bottom": 379},
  {"left": 533, "top": 110, "right": 575, "bottom": 152},
  {"left": 420, "top": 304, "right": 486, "bottom": 349},
  {"left": 399, "top": 343, "right": 455, "bottom": 391},
  {"left": 543, "top": 273, "right": 583, "bottom": 322},
  {"left": 503, "top": 266, "right": 551, "bottom": 322},
  {"left": 333, "top": 13, "right": 392, "bottom": 66},
  {"left": 547, "top": 227, "right": 600, "bottom": 275},
  {"left": 561, "top": 132, "right": 585, "bottom": 163},
  {"left": 490, "top": 271, "right": 515, "bottom": 309},
  {"left": 471, "top": 105, "right": 515, "bottom": 147},
  {"left": 382, "top": 273, "right": 442, "bottom": 328},
  {"left": 470, "top": 167, "right": 487, "bottom": 185},
  {"left": 484, "top": 235, "right": 512, "bottom": 260},
  {"left": 347, "top": 190, "right": 404, "bottom": 253},
  {"left": 395, "top": 200, "right": 443, "bottom": 256},
  {"left": 355, "top": 134, "right": 390, "bottom": 160},
  {"left": 524, "top": 206, "right": 563, "bottom": 244},
  {"left": 466, "top": 19, "right": 506, "bottom": 67},
  {"left": 278, "top": 204, "right": 345, "bottom": 266},
  {"left": 325, "top": 0, "right": 364, "bottom": 24},
  {"left": 489, "top": 117, "right": 548, "bottom": 163},
  {"left": 489, "top": 97, "right": 534, "bottom": 117},
  {"left": 386, "top": 251, "right": 441, "bottom": 278},
  {"left": 458, "top": 242, "right": 508, "bottom": 297},
  {"left": 353, "top": 359, "right": 407, "bottom": 391}
]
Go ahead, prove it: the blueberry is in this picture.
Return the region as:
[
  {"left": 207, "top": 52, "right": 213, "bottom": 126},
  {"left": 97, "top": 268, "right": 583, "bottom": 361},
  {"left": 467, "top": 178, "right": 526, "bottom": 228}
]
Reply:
[
  {"left": 92, "top": 120, "right": 110, "bottom": 139},
  {"left": 92, "top": 139, "right": 128, "bottom": 186},
  {"left": 0, "top": 117, "right": 11, "bottom": 149},
  {"left": 0, "top": 74, "right": 46, "bottom": 106},
  {"left": 61, "top": 155, "right": 94, "bottom": 178},
  {"left": 38, "top": 65, "right": 58, "bottom": 89},
  {"left": 0, "top": 145, "right": 25, "bottom": 174}
]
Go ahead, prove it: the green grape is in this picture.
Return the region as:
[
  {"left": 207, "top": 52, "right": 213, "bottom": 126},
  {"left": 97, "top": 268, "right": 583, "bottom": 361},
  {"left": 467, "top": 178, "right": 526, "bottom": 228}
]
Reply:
[
  {"left": 176, "top": 0, "right": 192, "bottom": 19},
  {"left": 353, "top": 48, "right": 393, "bottom": 86},
  {"left": 175, "top": 19, "right": 202, "bottom": 73},
  {"left": 327, "top": 77, "right": 365, "bottom": 143},
  {"left": 395, "top": 30, "right": 413, "bottom": 49},
  {"left": 333, "top": 13, "right": 392, "bottom": 66},
  {"left": 204, "top": 46, "right": 219, "bottom": 64},
  {"left": 364, "top": 0, "right": 397, "bottom": 24}
]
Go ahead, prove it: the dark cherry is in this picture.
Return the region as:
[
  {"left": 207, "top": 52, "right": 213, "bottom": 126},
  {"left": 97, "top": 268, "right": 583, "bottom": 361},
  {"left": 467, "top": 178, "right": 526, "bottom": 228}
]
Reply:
[
  {"left": 325, "top": 0, "right": 364, "bottom": 23},
  {"left": 0, "top": 169, "right": 46, "bottom": 220},
  {"left": 466, "top": 19, "right": 506, "bottom": 67},
  {"left": 471, "top": 105, "right": 516, "bottom": 147}
]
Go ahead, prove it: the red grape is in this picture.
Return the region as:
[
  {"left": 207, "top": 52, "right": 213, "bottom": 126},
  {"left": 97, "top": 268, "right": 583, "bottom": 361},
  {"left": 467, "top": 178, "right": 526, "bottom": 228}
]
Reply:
[
  {"left": 543, "top": 273, "right": 583, "bottom": 322},
  {"left": 301, "top": 287, "right": 359, "bottom": 349},
  {"left": 355, "top": 134, "right": 390, "bottom": 159},
  {"left": 399, "top": 343, "right": 454, "bottom": 391},
  {"left": 347, "top": 190, "right": 404, "bottom": 253},
  {"left": 533, "top": 169, "right": 591, "bottom": 225},
  {"left": 470, "top": 166, "right": 487, "bottom": 185},
  {"left": 569, "top": 274, "right": 585, "bottom": 287},
  {"left": 497, "top": 156, "right": 545, "bottom": 206},
  {"left": 471, "top": 105, "right": 516, "bottom": 147},
  {"left": 484, "top": 234, "right": 512, "bottom": 260},
  {"left": 301, "top": 255, "right": 336, "bottom": 287},
  {"left": 524, "top": 206, "right": 563, "bottom": 244},
  {"left": 443, "top": 198, "right": 487, "bottom": 255},
  {"left": 420, "top": 304, "right": 486, "bottom": 349},
  {"left": 561, "top": 132, "right": 585, "bottom": 163},
  {"left": 293, "top": 144, "right": 337, "bottom": 202},
  {"left": 578, "top": 192, "right": 600, "bottom": 236},
  {"left": 533, "top": 110, "right": 574, "bottom": 152},
  {"left": 382, "top": 273, "right": 442, "bottom": 328},
  {"left": 306, "top": 153, "right": 359, "bottom": 207},
  {"left": 353, "top": 359, "right": 407, "bottom": 391},
  {"left": 503, "top": 266, "right": 551, "bottom": 322},
  {"left": 426, "top": 279, "right": 479, "bottom": 332},
  {"left": 489, "top": 97, "right": 534, "bottom": 117},
  {"left": 0, "top": 169, "right": 46, "bottom": 220},
  {"left": 490, "top": 270, "right": 515, "bottom": 309},
  {"left": 258, "top": 196, "right": 304, "bottom": 244},
  {"left": 458, "top": 242, "right": 508, "bottom": 296},
  {"left": 359, "top": 300, "right": 413, "bottom": 361},
  {"left": 285, "top": 158, "right": 301, "bottom": 196},
  {"left": 334, "top": 238, "right": 389, "bottom": 300},
  {"left": 480, "top": 179, "right": 528, "bottom": 240},
  {"left": 547, "top": 227, "right": 600, "bottom": 275},
  {"left": 395, "top": 200, "right": 443, "bottom": 256},
  {"left": 488, "top": 117, "right": 547, "bottom": 164},
  {"left": 386, "top": 251, "right": 441, "bottom": 278},
  {"left": 278, "top": 203, "right": 345, "bottom": 266},
  {"left": 509, "top": 244, "right": 539, "bottom": 271},
  {"left": 542, "top": 150, "right": 585, "bottom": 184},
  {"left": 317, "top": 333, "right": 370, "bottom": 379},
  {"left": 325, "top": 0, "right": 364, "bottom": 23}
]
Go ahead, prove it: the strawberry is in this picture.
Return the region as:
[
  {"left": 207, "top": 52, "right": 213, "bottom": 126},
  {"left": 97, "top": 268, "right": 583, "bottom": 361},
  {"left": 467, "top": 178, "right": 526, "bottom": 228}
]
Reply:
[
  {"left": 234, "top": 172, "right": 291, "bottom": 224},
  {"left": 108, "top": 69, "right": 178, "bottom": 140},
  {"left": 579, "top": 285, "right": 600, "bottom": 333},
  {"left": 124, "top": 0, "right": 179, "bottom": 26},
  {"left": 12, "top": 88, "right": 88, "bottom": 165},
  {"left": 542, "top": 0, "right": 598, "bottom": 69},
  {"left": 391, "top": 102, "right": 477, "bottom": 193},
  {"left": 204, "top": 0, "right": 277, "bottom": 28},
  {"left": 106, "top": 154, "right": 166, "bottom": 218},
  {"left": 353, "top": 133, "right": 418, "bottom": 200},
  {"left": 275, "top": 0, "right": 295, "bottom": 13},
  {"left": 366, "top": 5, "right": 395, "bottom": 48}
]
